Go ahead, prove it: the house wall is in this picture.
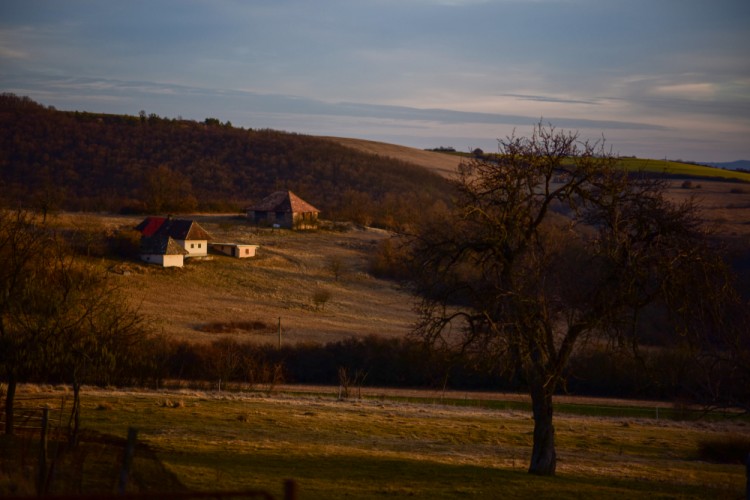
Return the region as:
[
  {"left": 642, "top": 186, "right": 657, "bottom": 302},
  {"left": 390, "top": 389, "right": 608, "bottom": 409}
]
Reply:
[
  {"left": 140, "top": 254, "right": 184, "bottom": 267},
  {"left": 293, "top": 211, "right": 319, "bottom": 229},
  {"left": 248, "top": 211, "right": 294, "bottom": 228},
  {"left": 178, "top": 239, "right": 208, "bottom": 257}
]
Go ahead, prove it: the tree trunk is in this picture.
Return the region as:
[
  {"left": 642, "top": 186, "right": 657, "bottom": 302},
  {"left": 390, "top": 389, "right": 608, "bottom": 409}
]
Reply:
[
  {"left": 528, "top": 378, "right": 556, "bottom": 475},
  {"left": 68, "top": 380, "right": 81, "bottom": 447},
  {"left": 4, "top": 376, "right": 17, "bottom": 435}
]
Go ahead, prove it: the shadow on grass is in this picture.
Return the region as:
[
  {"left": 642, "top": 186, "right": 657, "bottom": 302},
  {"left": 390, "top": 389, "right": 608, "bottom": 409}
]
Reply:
[{"left": 162, "top": 448, "right": 737, "bottom": 499}]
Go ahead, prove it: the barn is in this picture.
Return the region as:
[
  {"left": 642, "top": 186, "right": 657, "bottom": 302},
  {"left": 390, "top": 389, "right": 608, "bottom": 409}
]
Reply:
[{"left": 246, "top": 190, "right": 319, "bottom": 229}]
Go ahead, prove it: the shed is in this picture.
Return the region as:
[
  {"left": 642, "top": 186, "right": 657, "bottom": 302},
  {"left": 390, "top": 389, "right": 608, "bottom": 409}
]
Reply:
[
  {"left": 210, "top": 242, "right": 259, "bottom": 258},
  {"left": 246, "top": 190, "right": 319, "bottom": 229}
]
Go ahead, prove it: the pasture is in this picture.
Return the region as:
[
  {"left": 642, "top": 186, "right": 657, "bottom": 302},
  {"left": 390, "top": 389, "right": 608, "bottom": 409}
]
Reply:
[
  {"left": 53, "top": 177, "right": 750, "bottom": 346},
  {"left": 2, "top": 386, "right": 746, "bottom": 498}
]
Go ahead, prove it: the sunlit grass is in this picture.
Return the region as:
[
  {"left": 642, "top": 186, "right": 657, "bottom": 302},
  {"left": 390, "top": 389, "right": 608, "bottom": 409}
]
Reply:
[
  {"left": 48, "top": 387, "right": 743, "bottom": 498},
  {"left": 614, "top": 157, "right": 750, "bottom": 181}
]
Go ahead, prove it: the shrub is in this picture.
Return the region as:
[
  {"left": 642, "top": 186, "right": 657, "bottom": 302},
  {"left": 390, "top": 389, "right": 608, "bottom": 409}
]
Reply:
[{"left": 696, "top": 435, "right": 750, "bottom": 464}]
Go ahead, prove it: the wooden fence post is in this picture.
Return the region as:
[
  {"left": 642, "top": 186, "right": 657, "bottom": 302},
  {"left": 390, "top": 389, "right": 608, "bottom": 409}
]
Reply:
[
  {"left": 37, "top": 408, "right": 49, "bottom": 495},
  {"left": 284, "top": 479, "right": 297, "bottom": 500},
  {"left": 117, "top": 427, "right": 138, "bottom": 494}
]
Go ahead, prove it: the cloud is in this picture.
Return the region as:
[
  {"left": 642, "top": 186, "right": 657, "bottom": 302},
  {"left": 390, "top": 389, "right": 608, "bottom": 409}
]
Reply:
[{"left": 500, "top": 94, "right": 601, "bottom": 106}]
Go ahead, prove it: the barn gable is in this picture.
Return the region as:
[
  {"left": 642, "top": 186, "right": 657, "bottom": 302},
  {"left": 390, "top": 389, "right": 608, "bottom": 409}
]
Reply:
[{"left": 246, "top": 190, "right": 319, "bottom": 229}]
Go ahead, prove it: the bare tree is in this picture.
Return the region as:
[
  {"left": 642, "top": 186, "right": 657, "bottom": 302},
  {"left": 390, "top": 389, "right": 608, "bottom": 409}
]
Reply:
[
  {"left": 409, "top": 124, "right": 737, "bottom": 475},
  {"left": 0, "top": 210, "right": 50, "bottom": 434},
  {"left": 0, "top": 210, "right": 151, "bottom": 440}
]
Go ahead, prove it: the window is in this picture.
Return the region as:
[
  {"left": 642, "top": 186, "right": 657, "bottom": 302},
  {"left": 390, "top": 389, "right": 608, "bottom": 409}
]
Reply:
[
  {"left": 245, "top": 248, "right": 250, "bottom": 255},
  {"left": 191, "top": 243, "right": 195, "bottom": 249},
  {"left": 198, "top": 243, "right": 202, "bottom": 248}
]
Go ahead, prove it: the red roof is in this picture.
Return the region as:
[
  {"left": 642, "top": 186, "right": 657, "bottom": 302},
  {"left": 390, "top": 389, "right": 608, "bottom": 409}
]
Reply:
[
  {"left": 135, "top": 216, "right": 167, "bottom": 237},
  {"left": 135, "top": 217, "right": 212, "bottom": 241}
]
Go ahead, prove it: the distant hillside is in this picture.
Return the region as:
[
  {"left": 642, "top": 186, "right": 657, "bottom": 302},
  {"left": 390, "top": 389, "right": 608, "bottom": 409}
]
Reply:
[
  {"left": 0, "top": 94, "right": 452, "bottom": 227},
  {"left": 321, "top": 137, "right": 462, "bottom": 177},
  {"left": 614, "top": 157, "right": 750, "bottom": 182},
  {"left": 703, "top": 160, "right": 750, "bottom": 171}
]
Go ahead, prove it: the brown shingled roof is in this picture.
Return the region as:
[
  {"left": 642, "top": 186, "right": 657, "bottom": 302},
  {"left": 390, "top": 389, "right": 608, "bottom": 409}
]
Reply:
[
  {"left": 247, "top": 190, "right": 319, "bottom": 213},
  {"left": 140, "top": 235, "right": 189, "bottom": 255}
]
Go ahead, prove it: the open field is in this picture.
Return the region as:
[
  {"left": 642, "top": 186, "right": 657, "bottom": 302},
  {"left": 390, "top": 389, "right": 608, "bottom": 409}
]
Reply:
[
  {"left": 52, "top": 175, "right": 750, "bottom": 346},
  {"left": 54, "top": 213, "right": 417, "bottom": 345},
  {"left": 3, "top": 386, "right": 746, "bottom": 498},
  {"left": 321, "top": 136, "right": 463, "bottom": 177},
  {"left": 325, "top": 136, "right": 750, "bottom": 183}
]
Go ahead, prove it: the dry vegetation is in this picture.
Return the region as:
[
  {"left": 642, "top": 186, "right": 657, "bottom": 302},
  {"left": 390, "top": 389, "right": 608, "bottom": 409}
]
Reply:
[
  {"left": 54, "top": 213, "right": 417, "bottom": 345},
  {"left": 50, "top": 175, "right": 750, "bottom": 348},
  {"left": 322, "top": 136, "right": 463, "bottom": 177}
]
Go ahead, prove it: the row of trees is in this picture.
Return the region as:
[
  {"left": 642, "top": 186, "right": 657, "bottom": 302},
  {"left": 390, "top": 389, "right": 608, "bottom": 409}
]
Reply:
[{"left": 0, "top": 210, "right": 153, "bottom": 443}]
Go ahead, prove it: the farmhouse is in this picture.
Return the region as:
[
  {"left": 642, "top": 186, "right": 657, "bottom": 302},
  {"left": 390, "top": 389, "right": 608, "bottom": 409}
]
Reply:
[
  {"left": 246, "top": 190, "right": 319, "bottom": 229},
  {"left": 210, "top": 242, "right": 259, "bottom": 258},
  {"left": 139, "top": 235, "right": 188, "bottom": 267},
  {"left": 135, "top": 216, "right": 212, "bottom": 258}
]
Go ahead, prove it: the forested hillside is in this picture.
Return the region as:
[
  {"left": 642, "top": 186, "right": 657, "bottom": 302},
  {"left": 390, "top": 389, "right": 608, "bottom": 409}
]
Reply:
[{"left": 0, "top": 94, "right": 452, "bottom": 227}]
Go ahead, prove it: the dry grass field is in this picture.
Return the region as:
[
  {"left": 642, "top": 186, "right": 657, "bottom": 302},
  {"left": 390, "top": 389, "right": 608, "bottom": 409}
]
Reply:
[
  {"left": 53, "top": 174, "right": 750, "bottom": 348},
  {"left": 8, "top": 144, "right": 750, "bottom": 498},
  {"left": 60, "top": 213, "right": 417, "bottom": 345},
  {"left": 3, "top": 386, "right": 746, "bottom": 498},
  {"left": 321, "top": 136, "right": 463, "bottom": 177}
]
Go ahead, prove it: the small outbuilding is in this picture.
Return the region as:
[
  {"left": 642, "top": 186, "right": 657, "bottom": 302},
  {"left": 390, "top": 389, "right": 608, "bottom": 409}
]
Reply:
[
  {"left": 210, "top": 242, "right": 259, "bottom": 258},
  {"left": 139, "top": 235, "right": 188, "bottom": 267},
  {"left": 246, "top": 190, "right": 319, "bottom": 229}
]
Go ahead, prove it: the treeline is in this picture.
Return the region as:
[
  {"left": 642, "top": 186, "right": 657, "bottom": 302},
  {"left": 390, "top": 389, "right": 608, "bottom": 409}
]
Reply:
[
  {"left": 19, "top": 332, "right": 744, "bottom": 409},
  {"left": 0, "top": 94, "right": 452, "bottom": 228}
]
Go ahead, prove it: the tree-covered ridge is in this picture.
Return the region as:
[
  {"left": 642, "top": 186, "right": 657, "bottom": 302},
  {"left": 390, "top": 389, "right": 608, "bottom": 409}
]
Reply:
[{"left": 0, "top": 94, "right": 451, "bottom": 226}]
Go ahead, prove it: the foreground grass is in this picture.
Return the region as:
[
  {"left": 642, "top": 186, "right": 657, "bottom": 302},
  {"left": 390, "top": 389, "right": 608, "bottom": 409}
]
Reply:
[{"left": 10, "top": 386, "right": 743, "bottom": 499}]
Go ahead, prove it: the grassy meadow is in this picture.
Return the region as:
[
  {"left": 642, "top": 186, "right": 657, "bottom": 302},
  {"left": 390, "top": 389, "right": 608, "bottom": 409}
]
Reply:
[
  {"left": 3, "top": 386, "right": 746, "bottom": 498},
  {"left": 6, "top": 148, "right": 748, "bottom": 498}
]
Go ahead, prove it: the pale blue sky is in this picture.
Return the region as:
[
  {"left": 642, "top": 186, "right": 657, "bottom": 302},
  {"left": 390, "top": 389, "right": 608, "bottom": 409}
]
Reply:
[{"left": 2, "top": 0, "right": 748, "bottom": 161}]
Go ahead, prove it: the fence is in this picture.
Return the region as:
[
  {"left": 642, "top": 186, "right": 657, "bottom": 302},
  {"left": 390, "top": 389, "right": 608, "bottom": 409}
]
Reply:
[
  {"left": 0, "top": 397, "right": 296, "bottom": 499},
  {"left": 0, "top": 394, "right": 69, "bottom": 437}
]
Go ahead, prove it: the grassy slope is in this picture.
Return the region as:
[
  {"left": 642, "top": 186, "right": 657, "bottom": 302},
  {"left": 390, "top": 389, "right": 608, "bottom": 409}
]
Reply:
[
  {"left": 326, "top": 137, "right": 750, "bottom": 183},
  {"left": 321, "top": 136, "right": 463, "bottom": 177},
  {"left": 8, "top": 387, "right": 745, "bottom": 498},
  {"left": 58, "top": 213, "right": 416, "bottom": 345},
  {"left": 615, "top": 157, "right": 750, "bottom": 181}
]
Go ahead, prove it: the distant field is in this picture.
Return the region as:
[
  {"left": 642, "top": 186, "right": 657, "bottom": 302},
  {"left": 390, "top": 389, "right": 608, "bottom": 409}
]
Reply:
[
  {"left": 321, "top": 136, "right": 463, "bottom": 177},
  {"left": 615, "top": 157, "right": 750, "bottom": 181},
  {"left": 325, "top": 136, "right": 750, "bottom": 183},
  {"left": 4, "top": 386, "right": 745, "bottom": 498}
]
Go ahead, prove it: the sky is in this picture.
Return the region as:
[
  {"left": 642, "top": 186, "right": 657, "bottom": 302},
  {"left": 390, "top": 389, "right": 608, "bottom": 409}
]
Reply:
[{"left": 1, "top": 0, "right": 749, "bottom": 162}]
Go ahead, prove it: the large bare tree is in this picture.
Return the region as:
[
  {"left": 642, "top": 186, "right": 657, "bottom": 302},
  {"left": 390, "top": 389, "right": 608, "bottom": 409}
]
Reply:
[{"left": 409, "top": 124, "right": 736, "bottom": 475}]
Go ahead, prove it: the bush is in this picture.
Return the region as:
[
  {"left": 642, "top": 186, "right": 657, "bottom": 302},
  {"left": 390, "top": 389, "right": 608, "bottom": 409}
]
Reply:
[{"left": 696, "top": 435, "right": 750, "bottom": 464}]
